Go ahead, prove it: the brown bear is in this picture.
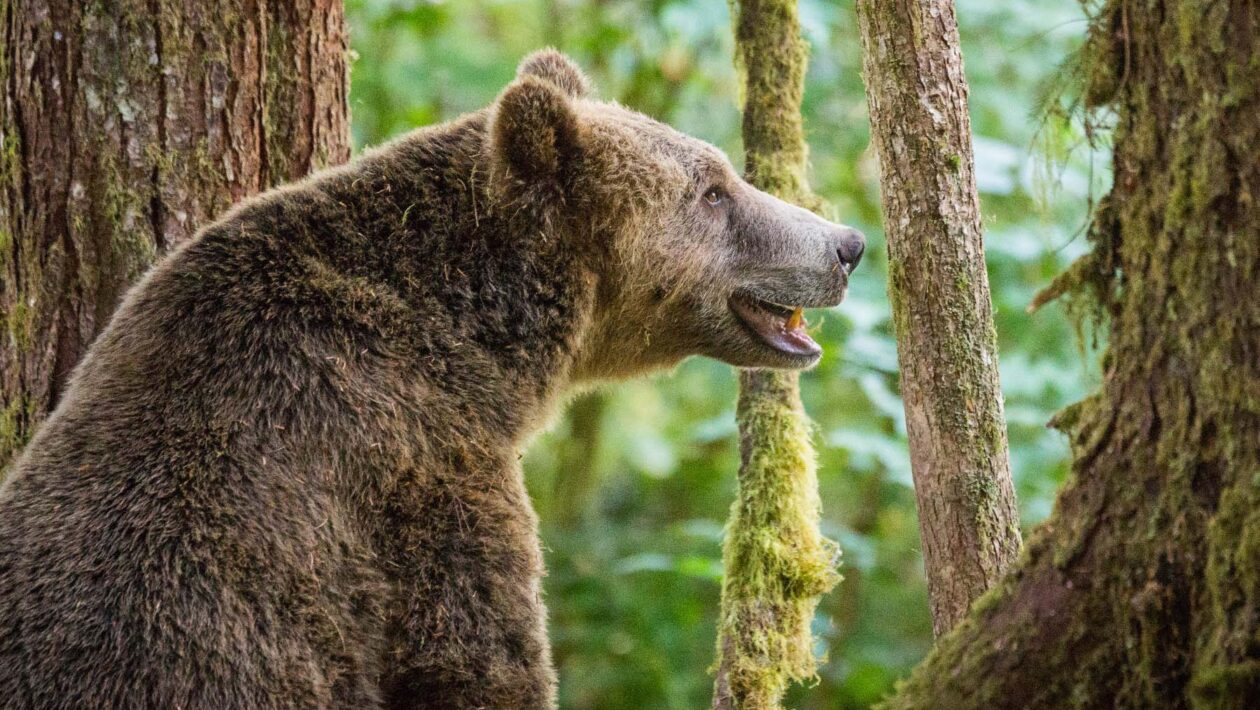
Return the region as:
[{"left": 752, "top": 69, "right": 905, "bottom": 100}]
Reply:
[{"left": 0, "top": 50, "right": 863, "bottom": 709}]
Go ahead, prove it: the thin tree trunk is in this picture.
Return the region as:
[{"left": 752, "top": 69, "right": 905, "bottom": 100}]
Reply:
[
  {"left": 551, "top": 391, "right": 607, "bottom": 528},
  {"left": 712, "top": 2, "right": 840, "bottom": 708},
  {"left": 0, "top": 0, "right": 351, "bottom": 469},
  {"left": 882, "top": 0, "right": 1260, "bottom": 706},
  {"left": 855, "top": 0, "right": 1021, "bottom": 637}
]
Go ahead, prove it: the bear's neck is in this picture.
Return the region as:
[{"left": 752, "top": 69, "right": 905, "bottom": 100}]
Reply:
[{"left": 316, "top": 115, "right": 599, "bottom": 445}]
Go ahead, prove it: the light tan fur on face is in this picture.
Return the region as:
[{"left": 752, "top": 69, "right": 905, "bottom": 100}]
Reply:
[{"left": 567, "top": 102, "right": 751, "bottom": 380}]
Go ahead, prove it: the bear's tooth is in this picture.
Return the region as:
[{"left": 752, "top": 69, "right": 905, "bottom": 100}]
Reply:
[{"left": 786, "top": 307, "right": 804, "bottom": 331}]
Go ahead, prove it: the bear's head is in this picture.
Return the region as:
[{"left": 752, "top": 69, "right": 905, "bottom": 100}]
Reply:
[{"left": 487, "top": 50, "right": 865, "bottom": 379}]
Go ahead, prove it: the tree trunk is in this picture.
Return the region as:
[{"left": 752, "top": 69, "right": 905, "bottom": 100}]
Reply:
[
  {"left": 551, "top": 391, "right": 607, "bottom": 528},
  {"left": 855, "top": 0, "right": 1021, "bottom": 637},
  {"left": 0, "top": 0, "right": 351, "bottom": 469},
  {"left": 711, "top": 2, "right": 840, "bottom": 708},
  {"left": 883, "top": 0, "right": 1260, "bottom": 706}
]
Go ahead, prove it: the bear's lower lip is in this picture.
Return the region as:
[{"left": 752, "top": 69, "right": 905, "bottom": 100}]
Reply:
[{"left": 728, "top": 293, "right": 822, "bottom": 359}]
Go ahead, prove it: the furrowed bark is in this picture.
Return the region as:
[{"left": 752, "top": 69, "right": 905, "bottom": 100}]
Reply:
[
  {"left": 0, "top": 0, "right": 351, "bottom": 470},
  {"left": 882, "top": 1, "right": 1260, "bottom": 706},
  {"left": 712, "top": 2, "right": 841, "bottom": 708},
  {"left": 856, "top": 0, "right": 1021, "bottom": 636}
]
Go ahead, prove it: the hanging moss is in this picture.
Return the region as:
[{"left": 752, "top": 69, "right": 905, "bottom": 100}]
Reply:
[
  {"left": 712, "top": 2, "right": 840, "bottom": 708},
  {"left": 714, "top": 371, "right": 841, "bottom": 709}
]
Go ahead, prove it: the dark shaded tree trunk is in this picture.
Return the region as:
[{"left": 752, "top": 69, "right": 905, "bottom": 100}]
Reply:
[
  {"left": 0, "top": 0, "right": 351, "bottom": 469},
  {"left": 712, "top": 2, "right": 840, "bottom": 708},
  {"left": 855, "top": 0, "right": 1021, "bottom": 637},
  {"left": 550, "top": 391, "right": 607, "bottom": 528},
  {"left": 883, "top": 1, "right": 1260, "bottom": 706}
]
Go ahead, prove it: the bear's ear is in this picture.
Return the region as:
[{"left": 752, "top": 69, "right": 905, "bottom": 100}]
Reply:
[
  {"left": 516, "top": 48, "right": 591, "bottom": 99},
  {"left": 490, "top": 75, "right": 583, "bottom": 187}
]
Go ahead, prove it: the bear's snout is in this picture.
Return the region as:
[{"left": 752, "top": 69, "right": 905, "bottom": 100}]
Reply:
[
  {"left": 832, "top": 226, "right": 866, "bottom": 274},
  {"left": 730, "top": 189, "right": 862, "bottom": 310}
]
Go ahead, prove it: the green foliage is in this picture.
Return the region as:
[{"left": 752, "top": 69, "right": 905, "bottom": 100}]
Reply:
[{"left": 345, "top": 0, "right": 1101, "bottom": 706}]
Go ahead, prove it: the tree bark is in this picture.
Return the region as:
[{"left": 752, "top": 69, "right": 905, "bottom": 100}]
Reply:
[
  {"left": 883, "top": 0, "right": 1260, "bottom": 706},
  {"left": 0, "top": 0, "right": 351, "bottom": 469},
  {"left": 712, "top": 2, "right": 840, "bottom": 708},
  {"left": 855, "top": 0, "right": 1021, "bottom": 637}
]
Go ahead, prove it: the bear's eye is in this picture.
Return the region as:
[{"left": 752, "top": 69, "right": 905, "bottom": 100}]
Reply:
[{"left": 703, "top": 187, "right": 725, "bottom": 206}]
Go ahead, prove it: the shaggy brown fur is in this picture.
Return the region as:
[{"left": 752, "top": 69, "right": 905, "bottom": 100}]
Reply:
[{"left": 0, "top": 51, "right": 863, "bottom": 708}]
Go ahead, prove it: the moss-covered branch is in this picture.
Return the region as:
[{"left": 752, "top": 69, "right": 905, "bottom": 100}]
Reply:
[{"left": 711, "top": 2, "right": 840, "bottom": 708}]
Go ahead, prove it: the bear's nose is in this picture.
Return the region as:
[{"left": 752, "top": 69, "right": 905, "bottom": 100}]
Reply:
[{"left": 834, "top": 226, "right": 866, "bottom": 273}]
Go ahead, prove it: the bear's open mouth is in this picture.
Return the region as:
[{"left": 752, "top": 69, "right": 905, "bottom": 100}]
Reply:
[{"left": 728, "top": 292, "right": 821, "bottom": 360}]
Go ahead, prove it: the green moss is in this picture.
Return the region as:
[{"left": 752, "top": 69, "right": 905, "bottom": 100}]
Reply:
[
  {"left": 1190, "top": 661, "right": 1260, "bottom": 709},
  {"left": 264, "top": 17, "right": 296, "bottom": 181},
  {"left": 95, "top": 146, "right": 158, "bottom": 288},
  {"left": 0, "top": 394, "right": 36, "bottom": 479},
  {"left": 715, "top": 371, "right": 840, "bottom": 709},
  {"left": 714, "top": 3, "right": 840, "bottom": 706},
  {"left": 4, "top": 298, "right": 30, "bottom": 351},
  {"left": 964, "top": 469, "right": 1001, "bottom": 538},
  {"left": 880, "top": 1, "right": 1260, "bottom": 703}
]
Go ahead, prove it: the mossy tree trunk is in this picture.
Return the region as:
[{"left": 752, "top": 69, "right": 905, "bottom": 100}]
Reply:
[
  {"left": 0, "top": 0, "right": 351, "bottom": 469},
  {"left": 855, "top": 0, "right": 1021, "bottom": 637},
  {"left": 882, "top": 1, "right": 1260, "bottom": 706},
  {"left": 711, "top": 2, "right": 840, "bottom": 708}
]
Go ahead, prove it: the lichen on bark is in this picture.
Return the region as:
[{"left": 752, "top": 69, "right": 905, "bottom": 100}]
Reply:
[
  {"left": 711, "top": 2, "right": 840, "bottom": 708},
  {"left": 878, "top": 1, "right": 1260, "bottom": 706},
  {"left": 0, "top": 0, "right": 351, "bottom": 472},
  {"left": 856, "top": 0, "right": 1022, "bottom": 637}
]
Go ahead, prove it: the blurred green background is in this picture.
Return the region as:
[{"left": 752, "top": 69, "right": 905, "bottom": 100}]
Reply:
[{"left": 344, "top": 1, "right": 1101, "bottom": 707}]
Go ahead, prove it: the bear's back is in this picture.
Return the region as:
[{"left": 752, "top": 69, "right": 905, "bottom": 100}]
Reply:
[
  {"left": 0, "top": 104, "right": 586, "bottom": 707},
  {"left": 0, "top": 184, "right": 405, "bottom": 708}
]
